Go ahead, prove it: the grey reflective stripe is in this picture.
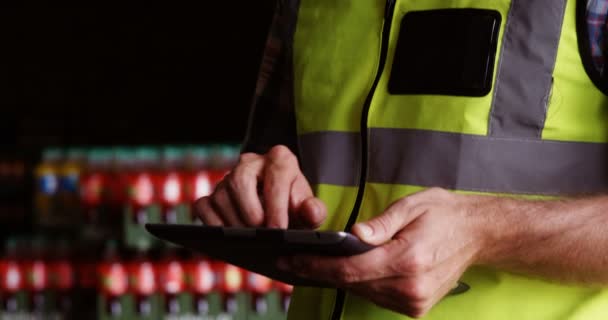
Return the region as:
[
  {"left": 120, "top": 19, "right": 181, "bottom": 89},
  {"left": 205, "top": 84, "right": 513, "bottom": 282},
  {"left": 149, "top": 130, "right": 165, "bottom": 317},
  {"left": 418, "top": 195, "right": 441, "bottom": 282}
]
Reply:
[
  {"left": 299, "top": 132, "right": 361, "bottom": 186},
  {"left": 489, "top": 0, "right": 567, "bottom": 138},
  {"left": 300, "top": 129, "right": 608, "bottom": 195}
]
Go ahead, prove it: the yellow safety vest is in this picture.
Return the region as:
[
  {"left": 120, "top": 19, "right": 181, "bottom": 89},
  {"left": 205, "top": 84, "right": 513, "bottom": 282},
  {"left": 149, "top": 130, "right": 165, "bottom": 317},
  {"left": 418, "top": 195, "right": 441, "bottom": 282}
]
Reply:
[
  {"left": 283, "top": 0, "right": 608, "bottom": 319},
  {"left": 289, "top": 0, "right": 608, "bottom": 320}
]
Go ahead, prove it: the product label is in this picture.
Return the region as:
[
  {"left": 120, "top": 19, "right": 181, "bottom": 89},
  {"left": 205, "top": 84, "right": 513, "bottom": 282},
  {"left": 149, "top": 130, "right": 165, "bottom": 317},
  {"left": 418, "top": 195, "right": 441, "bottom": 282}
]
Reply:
[
  {"left": 101, "top": 263, "right": 128, "bottom": 296},
  {"left": 161, "top": 261, "right": 185, "bottom": 294},
  {"left": 189, "top": 261, "right": 214, "bottom": 294},
  {"left": 191, "top": 172, "right": 212, "bottom": 201},
  {"left": 27, "top": 261, "right": 48, "bottom": 291},
  {"left": 130, "top": 174, "right": 155, "bottom": 206},
  {"left": 0, "top": 261, "right": 22, "bottom": 292},
  {"left": 38, "top": 174, "right": 59, "bottom": 195},
  {"left": 131, "top": 262, "right": 156, "bottom": 296},
  {"left": 223, "top": 265, "right": 242, "bottom": 294},
  {"left": 162, "top": 173, "right": 182, "bottom": 205}
]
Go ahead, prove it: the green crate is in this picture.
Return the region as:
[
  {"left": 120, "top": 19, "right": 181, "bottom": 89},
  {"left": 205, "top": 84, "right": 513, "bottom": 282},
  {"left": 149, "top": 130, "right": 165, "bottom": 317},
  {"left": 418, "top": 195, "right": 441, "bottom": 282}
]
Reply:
[{"left": 124, "top": 205, "right": 162, "bottom": 251}]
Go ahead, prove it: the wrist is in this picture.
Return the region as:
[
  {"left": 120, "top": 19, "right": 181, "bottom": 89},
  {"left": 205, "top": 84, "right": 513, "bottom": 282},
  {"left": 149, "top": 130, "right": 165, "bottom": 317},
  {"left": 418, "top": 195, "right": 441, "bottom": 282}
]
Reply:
[{"left": 466, "top": 195, "right": 528, "bottom": 266}]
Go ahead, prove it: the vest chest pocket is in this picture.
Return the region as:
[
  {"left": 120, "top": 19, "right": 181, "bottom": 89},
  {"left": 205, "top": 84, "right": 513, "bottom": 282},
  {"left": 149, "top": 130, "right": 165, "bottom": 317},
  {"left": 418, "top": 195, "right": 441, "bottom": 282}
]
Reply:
[{"left": 388, "top": 9, "right": 501, "bottom": 97}]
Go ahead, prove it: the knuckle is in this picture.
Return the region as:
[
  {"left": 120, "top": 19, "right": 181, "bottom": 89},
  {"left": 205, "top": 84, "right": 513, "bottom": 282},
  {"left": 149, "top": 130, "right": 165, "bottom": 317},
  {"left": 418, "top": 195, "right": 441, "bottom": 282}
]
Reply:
[
  {"left": 238, "top": 152, "right": 259, "bottom": 164},
  {"left": 267, "top": 145, "right": 296, "bottom": 164},
  {"left": 401, "top": 278, "right": 430, "bottom": 302},
  {"left": 375, "top": 246, "right": 392, "bottom": 263},
  {"left": 398, "top": 246, "right": 431, "bottom": 274},
  {"left": 411, "top": 252, "right": 432, "bottom": 273},
  {"left": 334, "top": 264, "right": 359, "bottom": 284}
]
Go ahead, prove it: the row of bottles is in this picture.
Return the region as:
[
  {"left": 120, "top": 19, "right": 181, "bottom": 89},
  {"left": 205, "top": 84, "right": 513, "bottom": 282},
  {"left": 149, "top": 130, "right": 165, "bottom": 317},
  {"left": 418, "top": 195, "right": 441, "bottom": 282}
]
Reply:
[
  {"left": 0, "top": 237, "right": 75, "bottom": 319},
  {"left": 0, "top": 238, "right": 292, "bottom": 319},
  {"left": 34, "top": 145, "right": 239, "bottom": 230},
  {"left": 20, "top": 144, "right": 300, "bottom": 319}
]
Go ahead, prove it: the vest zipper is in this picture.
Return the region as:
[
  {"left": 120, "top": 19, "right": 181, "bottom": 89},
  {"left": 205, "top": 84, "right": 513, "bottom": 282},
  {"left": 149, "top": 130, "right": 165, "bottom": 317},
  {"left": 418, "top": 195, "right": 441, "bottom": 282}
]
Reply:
[{"left": 330, "top": 0, "right": 396, "bottom": 319}]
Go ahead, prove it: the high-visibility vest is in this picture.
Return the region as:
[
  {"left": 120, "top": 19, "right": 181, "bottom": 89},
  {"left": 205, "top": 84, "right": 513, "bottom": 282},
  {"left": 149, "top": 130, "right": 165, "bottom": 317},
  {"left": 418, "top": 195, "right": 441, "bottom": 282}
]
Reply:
[{"left": 286, "top": 0, "right": 608, "bottom": 319}]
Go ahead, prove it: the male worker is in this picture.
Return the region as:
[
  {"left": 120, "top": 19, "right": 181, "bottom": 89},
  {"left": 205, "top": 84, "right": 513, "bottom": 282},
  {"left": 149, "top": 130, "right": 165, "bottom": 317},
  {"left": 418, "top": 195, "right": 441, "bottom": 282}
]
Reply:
[{"left": 197, "top": 0, "right": 608, "bottom": 319}]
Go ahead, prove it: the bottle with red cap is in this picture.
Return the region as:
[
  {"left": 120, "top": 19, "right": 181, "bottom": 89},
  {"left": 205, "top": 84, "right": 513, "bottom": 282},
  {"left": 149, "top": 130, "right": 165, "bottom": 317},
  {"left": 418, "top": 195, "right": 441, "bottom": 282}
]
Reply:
[
  {"left": 98, "top": 241, "right": 129, "bottom": 318},
  {"left": 184, "top": 146, "right": 212, "bottom": 224},
  {"left": 80, "top": 149, "right": 110, "bottom": 225},
  {"left": 156, "top": 249, "right": 186, "bottom": 316},
  {"left": 159, "top": 146, "right": 186, "bottom": 224},
  {"left": 128, "top": 251, "right": 157, "bottom": 318},
  {"left": 25, "top": 237, "right": 50, "bottom": 315},
  {"left": 0, "top": 237, "right": 24, "bottom": 314},
  {"left": 105, "top": 148, "right": 132, "bottom": 220},
  {"left": 120, "top": 148, "right": 155, "bottom": 251},
  {"left": 217, "top": 262, "right": 245, "bottom": 317},
  {"left": 127, "top": 148, "right": 159, "bottom": 225},
  {"left": 185, "top": 254, "right": 216, "bottom": 316}
]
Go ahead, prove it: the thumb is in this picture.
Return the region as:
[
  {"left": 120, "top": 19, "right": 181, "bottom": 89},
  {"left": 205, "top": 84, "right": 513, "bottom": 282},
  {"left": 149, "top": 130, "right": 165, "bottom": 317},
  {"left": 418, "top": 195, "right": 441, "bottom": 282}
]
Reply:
[{"left": 352, "top": 198, "right": 421, "bottom": 245}]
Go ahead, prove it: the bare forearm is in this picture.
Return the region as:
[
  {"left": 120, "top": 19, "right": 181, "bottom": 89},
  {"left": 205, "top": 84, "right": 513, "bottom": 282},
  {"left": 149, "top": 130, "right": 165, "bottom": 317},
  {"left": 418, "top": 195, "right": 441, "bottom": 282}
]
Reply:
[{"left": 477, "top": 195, "right": 608, "bottom": 285}]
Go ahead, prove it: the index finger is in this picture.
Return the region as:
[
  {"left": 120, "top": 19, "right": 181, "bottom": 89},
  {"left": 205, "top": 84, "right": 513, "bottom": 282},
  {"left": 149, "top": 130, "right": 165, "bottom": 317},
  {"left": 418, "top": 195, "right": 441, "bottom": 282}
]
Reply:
[
  {"left": 226, "top": 154, "right": 266, "bottom": 226},
  {"left": 263, "top": 146, "right": 300, "bottom": 228}
]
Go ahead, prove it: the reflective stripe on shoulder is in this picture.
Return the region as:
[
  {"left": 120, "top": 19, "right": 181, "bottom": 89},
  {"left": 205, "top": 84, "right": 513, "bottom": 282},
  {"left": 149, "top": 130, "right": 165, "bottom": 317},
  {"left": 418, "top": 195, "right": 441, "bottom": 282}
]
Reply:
[{"left": 489, "top": 0, "right": 567, "bottom": 138}]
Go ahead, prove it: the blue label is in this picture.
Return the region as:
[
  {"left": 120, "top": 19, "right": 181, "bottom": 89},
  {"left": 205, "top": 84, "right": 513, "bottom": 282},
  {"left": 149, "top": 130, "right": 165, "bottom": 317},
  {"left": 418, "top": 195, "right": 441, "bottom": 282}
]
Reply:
[
  {"left": 59, "top": 174, "right": 79, "bottom": 193},
  {"left": 38, "top": 174, "right": 58, "bottom": 195}
]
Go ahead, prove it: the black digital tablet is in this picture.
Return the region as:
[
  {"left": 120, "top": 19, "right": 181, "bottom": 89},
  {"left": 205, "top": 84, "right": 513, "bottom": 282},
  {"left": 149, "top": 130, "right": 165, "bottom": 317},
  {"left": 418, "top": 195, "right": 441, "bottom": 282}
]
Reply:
[
  {"left": 145, "top": 224, "right": 470, "bottom": 295},
  {"left": 145, "top": 223, "right": 376, "bottom": 287}
]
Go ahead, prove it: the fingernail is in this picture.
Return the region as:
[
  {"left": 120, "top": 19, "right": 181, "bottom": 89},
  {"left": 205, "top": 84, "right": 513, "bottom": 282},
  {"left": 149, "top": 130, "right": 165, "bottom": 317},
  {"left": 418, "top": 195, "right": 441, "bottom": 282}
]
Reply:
[
  {"left": 311, "top": 201, "right": 320, "bottom": 218},
  {"left": 355, "top": 223, "right": 373, "bottom": 238},
  {"left": 309, "top": 202, "right": 322, "bottom": 225}
]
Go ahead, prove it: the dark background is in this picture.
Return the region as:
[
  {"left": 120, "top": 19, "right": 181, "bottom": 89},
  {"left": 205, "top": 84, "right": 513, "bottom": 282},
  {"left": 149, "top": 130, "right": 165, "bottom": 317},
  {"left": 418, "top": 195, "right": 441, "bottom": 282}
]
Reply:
[
  {"left": 0, "top": 2, "right": 277, "bottom": 151},
  {"left": 0, "top": 2, "right": 278, "bottom": 231}
]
